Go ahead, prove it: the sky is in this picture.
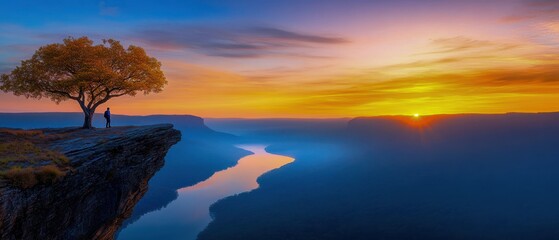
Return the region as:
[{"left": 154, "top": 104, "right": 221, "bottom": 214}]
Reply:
[{"left": 0, "top": 0, "right": 558, "bottom": 118}]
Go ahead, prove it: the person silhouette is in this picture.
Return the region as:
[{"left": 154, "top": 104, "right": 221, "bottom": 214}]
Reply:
[{"left": 104, "top": 107, "right": 111, "bottom": 128}]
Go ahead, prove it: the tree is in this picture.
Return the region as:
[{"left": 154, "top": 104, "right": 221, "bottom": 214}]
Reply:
[{"left": 0, "top": 37, "right": 166, "bottom": 129}]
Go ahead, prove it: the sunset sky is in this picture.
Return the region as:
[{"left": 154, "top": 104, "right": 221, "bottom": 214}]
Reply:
[{"left": 1, "top": 0, "right": 558, "bottom": 118}]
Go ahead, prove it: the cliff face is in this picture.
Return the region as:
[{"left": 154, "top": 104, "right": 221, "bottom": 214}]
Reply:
[{"left": 0, "top": 124, "right": 181, "bottom": 240}]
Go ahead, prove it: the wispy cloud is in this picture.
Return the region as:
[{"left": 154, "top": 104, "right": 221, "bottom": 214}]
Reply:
[
  {"left": 501, "top": 0, "right": 559, "bottom": 23},
  {"left": 278, "top": 64, "right": 559, "bottom": 115},
  {"left": 251, "top": 34, "right": 559, "bottom": 116},
  {"left": 131, "top": 24, "right": 349, "bottom": 58},
  {"left": 423, "top": 37, "right": 518, "bottom": 55},
  {"left": 539, "top": 21, "right": 559, "bottom": 42},
  {"left": 246, "top": 27, "right": 349, "bottom": 44}
]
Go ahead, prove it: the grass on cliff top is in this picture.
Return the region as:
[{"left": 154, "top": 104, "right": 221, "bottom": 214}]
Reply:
[{"left": 0, "top": 128, "right": 70, "bottom": 189}]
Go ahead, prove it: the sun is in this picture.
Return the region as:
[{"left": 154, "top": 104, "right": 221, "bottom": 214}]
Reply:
[{"left": 413, "top": 113, "right": 420, "bottom": 118}]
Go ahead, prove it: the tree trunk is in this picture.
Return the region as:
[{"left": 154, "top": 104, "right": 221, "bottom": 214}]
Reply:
[{"left": 82, "top": 109, "right": 94, "bottom": 129}]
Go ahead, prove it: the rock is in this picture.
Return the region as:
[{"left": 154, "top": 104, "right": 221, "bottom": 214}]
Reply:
[{"left": 0, "top": 124, "right": 181, "bottom": 240}]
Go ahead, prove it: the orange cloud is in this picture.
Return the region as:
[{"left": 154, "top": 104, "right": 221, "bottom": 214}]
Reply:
[{"left": 2, "top": 36, "right": 558, "bottom": 118}]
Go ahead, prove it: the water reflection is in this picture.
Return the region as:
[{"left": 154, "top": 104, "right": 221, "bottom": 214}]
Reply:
[{"left": 117, "top": 144, "right": 294, "bottom": 240}]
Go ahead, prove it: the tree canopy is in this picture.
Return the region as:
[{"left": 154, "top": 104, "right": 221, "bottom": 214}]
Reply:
[{"left": 0, "top": 37, "right": 166, "bottom": 128}]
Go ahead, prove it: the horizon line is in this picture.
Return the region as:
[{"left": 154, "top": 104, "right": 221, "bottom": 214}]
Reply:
[{"left": 1, "top": 111, "right": 558, "bottom": 120}]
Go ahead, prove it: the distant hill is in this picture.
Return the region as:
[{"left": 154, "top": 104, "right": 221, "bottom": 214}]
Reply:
[
  {"left": 206, "top": 118, "right": 350, "bottom": 143},
  {"left": 0, "top": 112, "right": 237, "bottom": 142}
]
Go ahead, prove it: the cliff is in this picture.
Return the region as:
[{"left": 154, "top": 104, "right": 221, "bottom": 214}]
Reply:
[{"left": 0, "top": 124, "right": 181, "bottom": 240}]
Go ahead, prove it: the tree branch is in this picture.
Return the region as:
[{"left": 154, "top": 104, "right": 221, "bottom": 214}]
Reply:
[
  {"left": 91, "top": 88, "right": 114, "bottom": 110},
  {"left": 109, "top": 92, "right": 130, "bottom": 98},
  {"left": 46, "top": 89, "right": 80, "bottom": 101}
]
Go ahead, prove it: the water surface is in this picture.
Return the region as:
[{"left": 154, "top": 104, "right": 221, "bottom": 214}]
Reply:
[{"left": 117, "top": 144, "right": 293, "bottom": 240}]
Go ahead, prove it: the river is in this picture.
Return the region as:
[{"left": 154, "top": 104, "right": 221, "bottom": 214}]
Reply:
[{"left": 117, "top": 144, "right": 294, "bottom": 240}]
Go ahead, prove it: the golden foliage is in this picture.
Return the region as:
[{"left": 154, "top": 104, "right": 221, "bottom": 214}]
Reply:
[
  {"left": 35, "top": 165, "right": 66, "bottom": 185},
  {"left": 0, "top": 37, "right": 167, "bottom": 127},
  {"left": 2, "top": 165, "right": 66, "bottom": 189},
  {"left": 3, "top": 167, "right": 37, "bottom": 189}
]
